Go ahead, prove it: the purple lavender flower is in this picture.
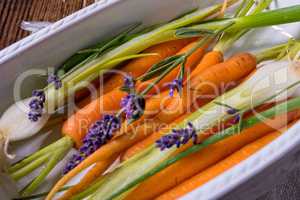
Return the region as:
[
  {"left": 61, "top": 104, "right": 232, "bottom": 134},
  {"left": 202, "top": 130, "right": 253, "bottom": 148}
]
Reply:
[
  {"left": 121, "top": 94, "right": 145, "bottom": 121},
  {"left": 169, "top": 78, "right": 183, "bottom": 97},
  {"left": 156, "top": 122, "right": 197, "bottom": 151},
  {"left": 47, "top": 74, "right": 62, "bottom": 89},
  {"left": 226, "top": 107, "right": 238, "bottom": 115},
  {"left": 124, "top": 75, "right": 135, "bottom": 89},
  {"left": 63, "top": 114, "right": 120, "bottom": 174},
  {"left": 28, "top": 90, "right": 45, "bottom": 122},
  {"left": 231, "top": 114, "right": 241, "bottom": 124},
  {"left": 63, "top": 152, "right": 84, "bottom": 174},
  {"left": 225, "top": 107, "right": 241, "bottom": 124},
  {"left": 32, "top": 90, "right": 46, "bottom": 102}
]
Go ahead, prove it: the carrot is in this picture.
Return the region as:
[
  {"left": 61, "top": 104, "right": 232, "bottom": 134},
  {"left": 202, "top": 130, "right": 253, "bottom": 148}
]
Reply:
[
  {"left": 123, "top": 110, "right": 300, "bottom": 200},
  {"left": 188, "top": 50, "right": 223, "bottom": 81},
  {"left": 102, "top": 39, "right": 194, "bottom": 94},
  {"left": 121, "top": 113, "right": 189, "bottom": 161},
  {"left": 152, "top": 52, "right": 255, "bottom": 125},
  {"left": 46, "top": 121, "right": 163, "bottom": 200},
  {"left": 136, "top": 41, "right": 208, "bottom": 94},
  {"left": 62, "top": 39, "right": 205, "bottom": 147},
  {"left": 58, "top": 155, "right": 118, "bottom": 200},
  {"left": 156, "top": 124, "right": 295, "bottom": 200}
]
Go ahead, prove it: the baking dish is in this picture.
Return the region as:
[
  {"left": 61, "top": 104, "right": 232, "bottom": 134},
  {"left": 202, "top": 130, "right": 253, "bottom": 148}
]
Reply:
[{"left": 0, "top": 0, "right": 300, "bottom": 199}]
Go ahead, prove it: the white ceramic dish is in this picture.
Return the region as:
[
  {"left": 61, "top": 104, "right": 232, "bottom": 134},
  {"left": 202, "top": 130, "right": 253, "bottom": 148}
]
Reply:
[{"left": 1, "top": 0, "right": 300, "bottom": 199}]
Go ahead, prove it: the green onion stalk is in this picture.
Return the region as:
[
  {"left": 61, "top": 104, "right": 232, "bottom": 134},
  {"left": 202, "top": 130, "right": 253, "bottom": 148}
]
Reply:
[
  {"left": 4, "top": 2, "right": 236, "bottom": 196},
  {"left": 76, "top": 7, "right": 300, "bottom": 200}
]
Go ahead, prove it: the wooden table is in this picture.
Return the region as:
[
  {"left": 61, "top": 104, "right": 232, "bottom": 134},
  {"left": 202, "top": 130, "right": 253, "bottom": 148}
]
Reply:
[
  {"left": 1, "top": 1, "right": 300, "bottom": 200},
  {"left": 0, "top": 0, "right": 94, "bottom": 49}
]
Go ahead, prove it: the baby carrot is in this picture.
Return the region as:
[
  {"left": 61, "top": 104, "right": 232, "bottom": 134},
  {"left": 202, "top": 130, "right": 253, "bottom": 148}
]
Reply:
[
  {"left": 102, "top": 39, "right": 194, "bottom": 94},
  {"left": 121, "top": 113, "right": 189, "bottom": 161},
  {"left": 58, "top": 155, "right": 118, "bottom": 200},
  {"left": 136, "top": 40, "right": 208, "bottom": 94}
]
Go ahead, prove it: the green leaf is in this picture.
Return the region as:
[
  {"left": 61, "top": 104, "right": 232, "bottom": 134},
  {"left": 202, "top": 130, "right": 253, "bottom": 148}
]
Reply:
[
  {"left": 235, "top": 0, "right": 255, "bottom": 17},
  {"left": 175, "top": 27, "right": 215, "bottom": 38},
  {"left": 137, "top": 55, "right": 182, "bottom": 81},
  {"left": 234, "top": 0, "right": 248, "bottom": 17},
  {"left": 55, "top": 23, "right": 141, "bottom": 77},
  {"left": 56, "top": 52, "right": 92, "bottom": 77},
  {"left": 214, "top": 101, "right": 238, "bottom": 111},
  {"left": 70, "top": 53, "right": 157, "bottom": 85},
  {"left": 140, "top": 61, "right": 175, "bottom": 81},
  {"left": 80, "top": 23, "right": 141, "bottom": 55},
  {"left": 12, "top": 186, "right": 72, "bottom": 200}
]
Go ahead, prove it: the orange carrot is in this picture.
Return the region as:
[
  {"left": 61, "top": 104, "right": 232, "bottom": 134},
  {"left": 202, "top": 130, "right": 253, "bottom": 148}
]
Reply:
[
  {"left": 188, "top": 50, "right": 223, "bottom": 81},
  {"left": 102, "top": 39, "right": 194, "bottom": 94},
  {"left": 123, "top": 110, "right": 300, "bottom": 200},
  {"left": 62, "top": 89, "right": 126, "bottom": 147},
  {"left": 62, "top": 40, "right": 205, "bottom": 147},
  {"left": 156, "top": 124, "right": 295, "bottom": 200},
  {"left": 59, "top": 155, "right": 118, "bottom": 200},
  {"left": 136, "top": 41, "right": 208, "bottom": 94},
  {"left": 156, "top": 52, "right": 256, "bottom": 124},
  {"left": 46, "top": 121, "right": 163, "bottom": 200},
  {"left": 121, "top": 113, "right": 189, "bottom": 161}
]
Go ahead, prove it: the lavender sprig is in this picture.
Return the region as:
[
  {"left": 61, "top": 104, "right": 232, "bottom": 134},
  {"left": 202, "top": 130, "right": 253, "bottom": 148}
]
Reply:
[
  {"left": 121, "top": 94, "right": 145, "bottom": 121},
  {"left": 47, "top": 74, "right": 62, "bottom": 90},
  {"left": 63, "top": 115, "right": 120, "bottom": 174},
  {"left": 120, "top": 75, "right": 145, "bottom": 122},
  {"left": 124, "top": 75, "right": 135, "bottom": 90},
  {"left": 168, "top": 78, "right": 183, "bottom": 97},
  {"left": 156, "top": 122, "right": 197, "bottom": 151},
  {"left": 28, "top": 90, "right": 45, "bottom": 122}
]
